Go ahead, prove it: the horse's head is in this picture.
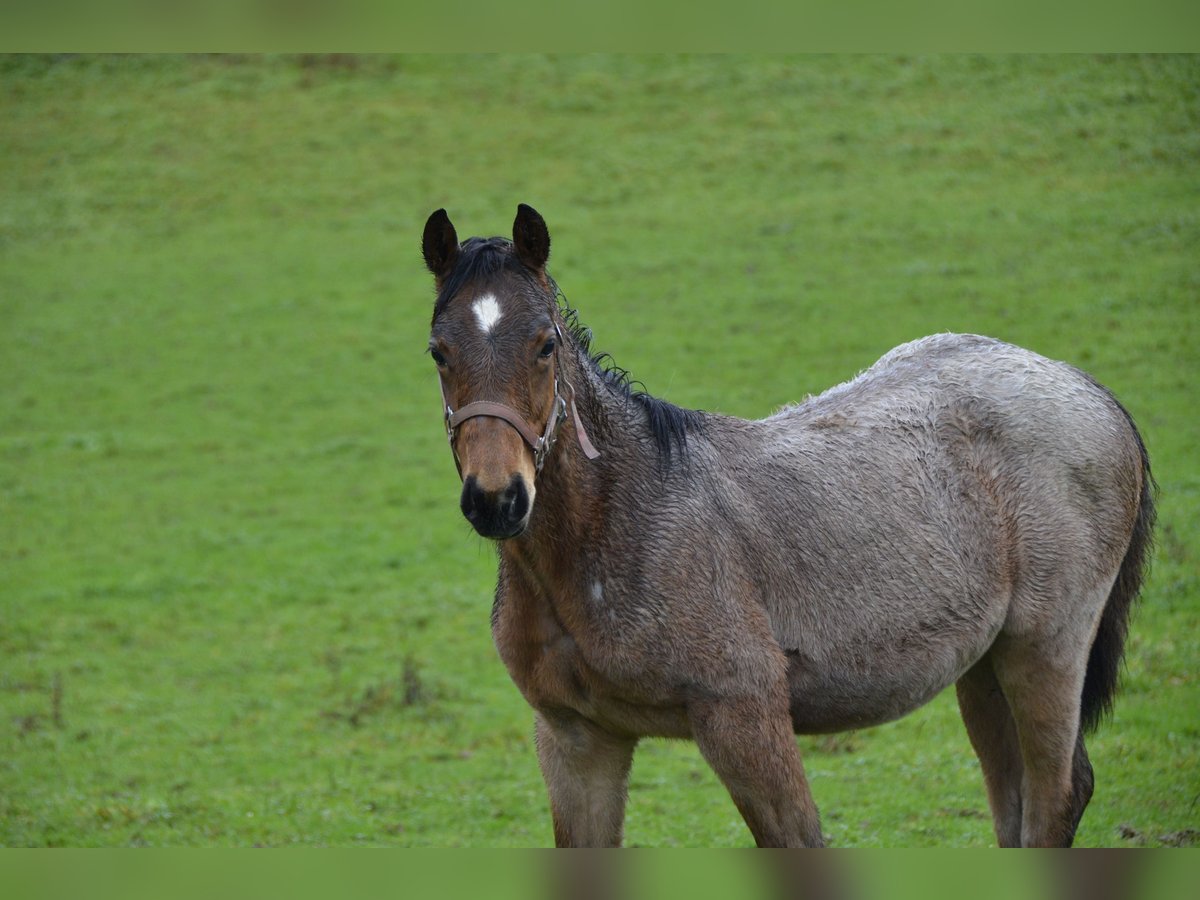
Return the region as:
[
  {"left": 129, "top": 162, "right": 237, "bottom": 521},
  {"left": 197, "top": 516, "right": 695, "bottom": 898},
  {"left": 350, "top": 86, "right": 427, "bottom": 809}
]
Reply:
[{"left": 424, "top": 204, "right": 565, "bottom": 540}]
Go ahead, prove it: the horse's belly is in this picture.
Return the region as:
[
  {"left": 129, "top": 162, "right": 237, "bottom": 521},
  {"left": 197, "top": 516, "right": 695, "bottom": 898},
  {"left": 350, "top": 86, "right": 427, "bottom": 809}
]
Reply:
[
  {"left": 783, "top": 625, "right": 999, "bottom": 733},
  {"left": 786, "top": 669, "right": 950, "bottom": 733}
]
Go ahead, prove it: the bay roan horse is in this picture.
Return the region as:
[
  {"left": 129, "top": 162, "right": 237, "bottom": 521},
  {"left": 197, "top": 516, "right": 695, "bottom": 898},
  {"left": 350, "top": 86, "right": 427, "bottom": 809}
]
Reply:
[{"left": 422, "top": 204, "right": 1155, "bottom": 847}]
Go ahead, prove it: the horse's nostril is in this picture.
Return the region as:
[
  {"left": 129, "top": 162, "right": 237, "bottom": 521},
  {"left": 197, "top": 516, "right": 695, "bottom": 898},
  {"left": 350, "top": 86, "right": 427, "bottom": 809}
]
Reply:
[
  {"left": 460, "top": 476, "right": 485, "bottom": 521},
  {"left": 506, "top": 478, "right": 530, "bottom": 523}
]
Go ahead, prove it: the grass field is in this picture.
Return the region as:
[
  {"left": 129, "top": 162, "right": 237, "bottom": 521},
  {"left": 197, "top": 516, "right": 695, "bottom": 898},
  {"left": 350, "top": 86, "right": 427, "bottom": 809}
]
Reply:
[{"left": 1, "top": 54, "right": 1197, "bottom": 847}]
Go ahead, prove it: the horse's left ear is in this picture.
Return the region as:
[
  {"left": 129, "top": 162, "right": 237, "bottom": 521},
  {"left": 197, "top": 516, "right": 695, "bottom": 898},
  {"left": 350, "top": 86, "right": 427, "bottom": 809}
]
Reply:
[{"left": 513, "top": 203, "right": 550, "bottom": 275}]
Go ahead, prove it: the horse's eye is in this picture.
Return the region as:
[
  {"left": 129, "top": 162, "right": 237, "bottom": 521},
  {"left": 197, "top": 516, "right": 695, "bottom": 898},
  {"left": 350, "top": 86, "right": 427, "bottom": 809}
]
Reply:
[
  {"left": 430, "top": 348, "right": 447, "bottom": 367},
  {"left": 538, "top": 339, "right": 556, "bottom": 359}
]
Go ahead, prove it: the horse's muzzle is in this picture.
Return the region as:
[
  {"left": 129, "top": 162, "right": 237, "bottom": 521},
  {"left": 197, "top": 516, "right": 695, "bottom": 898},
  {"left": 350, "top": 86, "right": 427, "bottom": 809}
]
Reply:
[{"left": 460, "top": 474, "right": 531, "bottom": 539}]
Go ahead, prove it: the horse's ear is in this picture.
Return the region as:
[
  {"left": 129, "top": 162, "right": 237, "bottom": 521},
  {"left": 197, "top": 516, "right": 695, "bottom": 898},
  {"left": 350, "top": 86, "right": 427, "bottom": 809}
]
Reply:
[
  {"left": 512, "top": 203, "right": 550, "bottom": 274},
  {"left": 422, "top": 208, "right": 459, "bottom": 288}
]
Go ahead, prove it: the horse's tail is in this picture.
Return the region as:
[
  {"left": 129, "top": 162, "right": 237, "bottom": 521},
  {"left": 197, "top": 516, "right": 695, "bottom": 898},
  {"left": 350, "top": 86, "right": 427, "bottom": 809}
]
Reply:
[{"left": 1080, "top": 403, "right": 1156, "bottom": 735}]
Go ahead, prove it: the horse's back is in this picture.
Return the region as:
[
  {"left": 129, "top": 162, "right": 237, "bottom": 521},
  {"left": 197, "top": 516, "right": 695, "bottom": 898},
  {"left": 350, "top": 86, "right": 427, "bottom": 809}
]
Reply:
[{"left": 778, "top": 334, "right": 1142, "bottom": 516}]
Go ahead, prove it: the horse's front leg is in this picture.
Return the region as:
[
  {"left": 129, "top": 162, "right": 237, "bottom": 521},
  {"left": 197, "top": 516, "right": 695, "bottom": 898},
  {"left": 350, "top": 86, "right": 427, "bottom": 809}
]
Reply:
[
  {"left": 534, "top": 711, "right": 637, "bottom": 847},
  {"left": 690, "top": 691, "right": 825, "bottom": 847}
]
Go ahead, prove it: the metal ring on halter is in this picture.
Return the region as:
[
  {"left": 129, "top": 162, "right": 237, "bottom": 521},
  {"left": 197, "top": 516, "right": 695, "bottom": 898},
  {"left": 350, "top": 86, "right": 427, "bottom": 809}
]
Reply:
[{"left": 533, "top": 387, "right": 568, "bottom": 472}]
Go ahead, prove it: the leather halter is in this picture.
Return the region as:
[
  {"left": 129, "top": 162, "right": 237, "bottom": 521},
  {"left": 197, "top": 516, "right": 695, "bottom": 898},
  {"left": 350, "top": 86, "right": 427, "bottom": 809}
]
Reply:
[{"left": 438, "top": 324, "right": 600, "bottom": 477}]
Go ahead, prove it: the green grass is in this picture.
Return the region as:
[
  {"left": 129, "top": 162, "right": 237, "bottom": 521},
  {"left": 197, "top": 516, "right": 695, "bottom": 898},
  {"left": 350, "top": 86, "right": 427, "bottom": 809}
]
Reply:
[{"left": 1, "top": 54, "right": 1197, "bottom": 847}]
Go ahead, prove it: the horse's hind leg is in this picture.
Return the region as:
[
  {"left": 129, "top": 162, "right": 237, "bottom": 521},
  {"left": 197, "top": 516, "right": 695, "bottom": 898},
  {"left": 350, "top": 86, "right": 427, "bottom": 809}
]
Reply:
[
  {"left": 955, "top": 654, "right": 1024, "bottom": 847},
  {"left": 990, "top": 636, "right": 1092, "bottom": 847},
  {"left": 534, "top": 712, "right": 637, "bottom": 847}
]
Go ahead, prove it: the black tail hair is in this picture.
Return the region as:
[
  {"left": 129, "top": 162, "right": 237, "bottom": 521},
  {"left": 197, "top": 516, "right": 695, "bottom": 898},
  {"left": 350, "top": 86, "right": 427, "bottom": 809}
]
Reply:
[{"left": 1080, "top": 408, "right": 1156, "bottom": 734}]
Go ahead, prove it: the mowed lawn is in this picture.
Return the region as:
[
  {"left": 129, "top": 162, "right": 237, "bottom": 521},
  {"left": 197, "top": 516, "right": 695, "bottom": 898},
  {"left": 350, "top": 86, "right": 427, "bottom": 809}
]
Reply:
[{"left": 1, "top": 54, "right": 1197, "bottom": 847}]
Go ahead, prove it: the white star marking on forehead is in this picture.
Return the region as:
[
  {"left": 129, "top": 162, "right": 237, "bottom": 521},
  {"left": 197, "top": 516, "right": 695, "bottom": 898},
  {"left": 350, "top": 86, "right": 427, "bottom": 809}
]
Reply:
[{"left": 472, "top": 294, "right": 502, "bottom": 335}]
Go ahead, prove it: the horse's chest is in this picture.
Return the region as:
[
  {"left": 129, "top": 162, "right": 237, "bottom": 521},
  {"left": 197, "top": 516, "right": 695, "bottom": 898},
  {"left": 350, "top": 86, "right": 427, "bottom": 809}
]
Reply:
[{"left": 492, "top": 592, "right": 688, "bottom": 738}]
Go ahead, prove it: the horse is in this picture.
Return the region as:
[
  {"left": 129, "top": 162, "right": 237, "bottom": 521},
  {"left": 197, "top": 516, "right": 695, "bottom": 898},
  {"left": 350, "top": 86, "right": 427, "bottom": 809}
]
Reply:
[{"left": 421, "top": 203, "right": 1155, "bottom": 848}]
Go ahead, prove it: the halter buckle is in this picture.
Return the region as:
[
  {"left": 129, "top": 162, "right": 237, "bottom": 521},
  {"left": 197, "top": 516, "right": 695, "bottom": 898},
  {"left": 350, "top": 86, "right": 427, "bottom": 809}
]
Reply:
[{"left": 534, "top": 384, "right": 568, "bottom": 472}]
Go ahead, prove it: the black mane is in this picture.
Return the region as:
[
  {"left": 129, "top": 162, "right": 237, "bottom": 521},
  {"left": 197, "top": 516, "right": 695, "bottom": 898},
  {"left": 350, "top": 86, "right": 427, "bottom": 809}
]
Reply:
[{"left": 555, "top": 287, "right": 706, "bottom": 466}]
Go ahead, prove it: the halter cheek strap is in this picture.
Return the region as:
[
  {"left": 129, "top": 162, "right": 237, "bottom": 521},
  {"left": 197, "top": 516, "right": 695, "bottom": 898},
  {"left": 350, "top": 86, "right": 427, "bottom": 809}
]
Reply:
[{"left": 438, "top": 329, "right": 599, "bottom": 477}]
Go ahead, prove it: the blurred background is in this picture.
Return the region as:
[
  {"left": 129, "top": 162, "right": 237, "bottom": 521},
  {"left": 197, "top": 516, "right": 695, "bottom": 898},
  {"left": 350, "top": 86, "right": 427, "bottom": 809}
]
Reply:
[{"left": 1, "top": 54, "right": 1196, "bottom": 846}]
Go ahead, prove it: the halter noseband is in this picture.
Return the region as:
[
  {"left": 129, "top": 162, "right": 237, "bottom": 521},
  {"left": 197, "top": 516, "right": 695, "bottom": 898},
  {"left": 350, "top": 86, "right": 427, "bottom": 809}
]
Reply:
[{"left": 438, "top": 324, "right": 600, "bottom": 477}]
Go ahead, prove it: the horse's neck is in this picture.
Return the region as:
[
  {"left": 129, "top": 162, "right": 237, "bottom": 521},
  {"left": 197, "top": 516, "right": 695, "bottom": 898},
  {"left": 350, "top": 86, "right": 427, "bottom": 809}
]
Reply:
[{"left": 499, "top": 344, "right": 656, "bottom": 591}]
